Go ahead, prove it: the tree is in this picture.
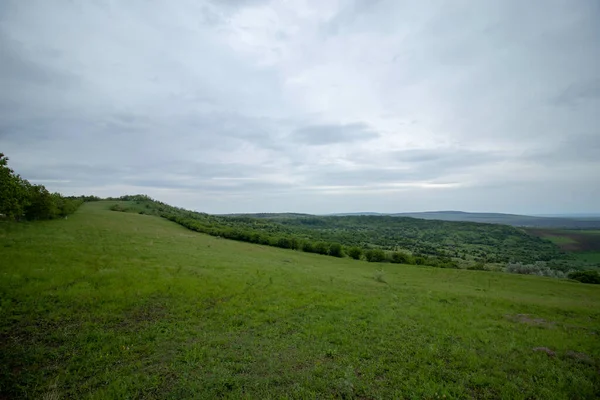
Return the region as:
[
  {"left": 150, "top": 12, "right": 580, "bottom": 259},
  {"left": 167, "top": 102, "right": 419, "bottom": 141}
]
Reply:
[
  {"left": 25, "top": 184, "right": 57, "bottom": 220},
  {"left": 347, "top": 247, "right": 363, "bottom": 260},
  {"left": 314, "top": 242, "right": 330, "bottom": 255},
  {"left": 365, "top": 249, "right": 387, "bottom": 262},
  {"left": 568, "top": 270, "right": 600, "bottom": 284},
  {"left": 301, "top": 241, "right": 315, "bottom": 253},
  {"left": 391, "top": 251, "right": 412, "bottom": 264},
  {"left": 0, "top": 153, "right": 82, "bottom": 221},
  {"left": 414, "top": 256, "right": 426, "bottom": 265},
  {"left": 275, "top": 237, "right": 293, "bottom": 249},
  {"left": 328, "top": 242, "right": 343, "bottom": 257},
  {"left": 0, "top": 153, "right": 28, "bottom": 219}
]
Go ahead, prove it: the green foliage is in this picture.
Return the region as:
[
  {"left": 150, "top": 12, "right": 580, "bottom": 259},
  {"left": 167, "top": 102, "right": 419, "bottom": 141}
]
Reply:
[
  {"left": 505, "top": 262, "right": 567, "bottom": 278},
  {"left": 110, "top": 203, "right": 129, "bottom": 212},
  {"left": 106, "top": 194, "right": 586, "bottom": 272},
  {"left": 365, "top": 249, "right": 388, "bottom": 262},
  {"left": 313, "top": 242, "right": 330, "bottom": 255},
  {"left": 432, "top": 257, "right": 460, "bottom": 269},
  {"left": 567, "top": 270, "right": 600, "bottom": 284},
  {"left": 328, "top": 242, "right": 343, "bottom": 257},
  {"left": 0, "top": 153, "right": 82, "bottom": 221},
  {"left": 301, "top": 241, "right": 315, "bottom": 253},
  {"left": 0, "top": 153, "right": 28, "bottom": 219},
  {"left": 414, "top": 256, "right": 426, "bottom": 265},
  {"left": 25, "top": 184, "right": 57, "bottom": 220},
  {"left": 347, "top": 246, "right": 363, "bottom": 260},
  {"left": 391, "top": 251, "right": 412, "bottom": 264},
  {"left": 275, "top": 237, "right": 294, "bottom": 249},
  {"left": 467, "top": 262, "right": 486, "bottom": 271}
]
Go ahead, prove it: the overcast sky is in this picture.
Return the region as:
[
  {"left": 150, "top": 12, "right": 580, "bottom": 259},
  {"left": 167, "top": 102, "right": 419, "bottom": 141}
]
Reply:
[{"left": 1, "top": 0, "right": 599, "bottom": 214}]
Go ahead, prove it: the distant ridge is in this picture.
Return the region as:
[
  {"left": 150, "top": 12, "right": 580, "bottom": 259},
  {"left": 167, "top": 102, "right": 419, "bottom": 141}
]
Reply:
[{"left": 328, "top": 211, "right": 600, "bottom": 229}]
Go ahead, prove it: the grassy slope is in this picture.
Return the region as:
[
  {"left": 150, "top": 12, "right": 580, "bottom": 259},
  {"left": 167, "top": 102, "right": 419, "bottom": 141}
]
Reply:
[
  {"left": 116, "top": 197, "right": 567, "bottom": 266},
  {"left": 1, "top": 202, "right": 599, "bottom": 399}
]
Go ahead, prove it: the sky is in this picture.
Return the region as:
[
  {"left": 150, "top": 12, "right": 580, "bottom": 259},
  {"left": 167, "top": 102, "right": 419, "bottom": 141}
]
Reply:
[{"left": 1, "top": 0, "right": 599, "bottom": 214}]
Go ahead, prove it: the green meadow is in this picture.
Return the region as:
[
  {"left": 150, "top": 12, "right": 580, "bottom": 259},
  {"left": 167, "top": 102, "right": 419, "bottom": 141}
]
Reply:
[{"left": 1, "top": 202, "right": 599, "bottom": 399}]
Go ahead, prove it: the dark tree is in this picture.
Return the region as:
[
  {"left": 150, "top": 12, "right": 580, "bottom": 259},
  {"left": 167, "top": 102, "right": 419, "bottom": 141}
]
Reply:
[
  {"left": 328, "top": 242, "right": 343, "bottom": 257},
  {"left": 347, "top": 247, "right": 363, "bottom": 260}
]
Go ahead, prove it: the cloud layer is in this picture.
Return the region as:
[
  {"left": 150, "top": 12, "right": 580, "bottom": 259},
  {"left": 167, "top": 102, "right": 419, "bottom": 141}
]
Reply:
[{"left": 1, "top": 0, "right": 599, "bottom": 214}]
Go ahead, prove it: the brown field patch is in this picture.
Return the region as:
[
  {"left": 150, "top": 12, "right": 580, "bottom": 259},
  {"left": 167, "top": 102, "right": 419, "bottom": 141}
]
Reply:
[{"left": 526, "top": 229, "right": 600, "bottom": 252}]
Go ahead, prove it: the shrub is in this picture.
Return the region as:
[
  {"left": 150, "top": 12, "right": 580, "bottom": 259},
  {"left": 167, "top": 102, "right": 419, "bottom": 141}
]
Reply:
[
  {"left": 301, "top": 241, "right": 315, "bottom": 253},
  {"left": 414, "top": 256, "right": 426, "bottom": 265},
  {"left": 289, "top": 237, "right": 299, "bottom": 250},
  {"left": 505, "top": 262, "right": 567, "bottom": 278},
  {"left": 391, "top": 251, "right": 412, "bottom": 264},
  {"left": 347, "top": 247, "right": 363, "bottom": 260},
  {"left": 467, "top": 263, "right": 486, "bottom": 271},
  {"left": 275, "top": 237, "right": 293, "bottom": 249},
  {"left": 567, "top": 270, "right": 600, "bottom": 284},
  {"left": 438, "top": 259, "right": 460, "bottom": 269},
  {"left": 373, "top": 269, "right": 387, "bottom": 283},
  {"left": 110, "top": 204, "right": 127, "bottom": 212},
  {"left": 365, "top": 249, "right": 387, "bottom": 263},
  {"left": 314, "top": 242, "right": 330, "bottom": 255},
  {"left": 328, "top": 242, "right": 343, "bottom": 257}
]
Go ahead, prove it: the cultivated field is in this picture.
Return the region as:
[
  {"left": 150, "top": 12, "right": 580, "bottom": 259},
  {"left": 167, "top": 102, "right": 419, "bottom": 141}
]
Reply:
[
  {"left": 526, "top": 229, "right": 600, "bottom": 252},
  {"left": 1, "top": 202, "right": 599, "bottom": 399}
]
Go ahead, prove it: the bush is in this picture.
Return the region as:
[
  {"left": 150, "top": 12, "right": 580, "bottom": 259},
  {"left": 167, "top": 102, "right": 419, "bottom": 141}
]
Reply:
[
  {"left": 505, "top": 262, "right": 566, "bottom": 278},
  {"left": 328, "top": 242, "right": 343, "bottom": 257},
  {"left": 567, "top": 270, "right": 600, "bottom": 284},
  {"left": 275, "top": 237, "right": 293, "bottom": 249},
  {"left": 391, "top": 251, "right": 412, "bottom": 264},
  {"left": 314, "top": 242, "right": 330, "bottom": 255},
  {"left": 347, "top": 247, "right": 363, "bottom": 260},
  {"left": 289, "top": 237, "right": 299, "bottom": 250},
  {"left": 373, "top": 269, "right": 387, "bottom": 283},
  {"left": 439, "top": 261, "right": 460, "bottom": 269},
  {"left": 1, "top": 153, "right": 82, "bottom": 221},
  {"left": 467, "top": 263, "right": 486, "bottom": 271},
  {"left": 365, "top": 249, "right": 387, "bottom": 263},
  {"left": 414, "top": 256, "right": 426, "bottom": 265},
  {"left": 301, "top": 241, "right": 315, "bottom": 253}
]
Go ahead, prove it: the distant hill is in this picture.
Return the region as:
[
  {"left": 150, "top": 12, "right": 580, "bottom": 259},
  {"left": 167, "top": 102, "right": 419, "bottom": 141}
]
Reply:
[
  {"left": 331, "top": 211, "right": 600, "bottom": 229},
  {"left": 217, "top": 212, "right": 314, "bottom": 218}
]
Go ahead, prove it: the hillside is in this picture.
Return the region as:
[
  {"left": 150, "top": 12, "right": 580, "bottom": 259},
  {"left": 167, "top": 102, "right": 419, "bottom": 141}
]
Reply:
[
  {"left": 1, "top": 202, "right": 599, "bottom": 398},
  {"left": 333, "top": 211, "right": 600, "bottom": 229},
  {"left": 110, "top": 196, "right": 577, "bottom": 270}
]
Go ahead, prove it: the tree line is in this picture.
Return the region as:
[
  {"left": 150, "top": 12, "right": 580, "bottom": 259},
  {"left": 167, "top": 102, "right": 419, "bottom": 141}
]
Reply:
[
  {"left": 0, "top": 153, "right": 83, "bottom": 221},
  {"left": 111, "top": 195, "right": 570, "bottom": 268},
  {"left": 109, "top": 196, "right": 462, "bottom": 267}
]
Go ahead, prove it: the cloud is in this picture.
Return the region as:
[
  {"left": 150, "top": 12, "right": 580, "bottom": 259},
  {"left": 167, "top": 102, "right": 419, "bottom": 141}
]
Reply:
[
  {"left": 0, "top": 0, "right": 598, "bottom": 214},
  {"left": 553, "top": 79, "right": 600, "bottom": 107},
  {"left": 292, "top": 123, "right": 379, "bottom": 145}
]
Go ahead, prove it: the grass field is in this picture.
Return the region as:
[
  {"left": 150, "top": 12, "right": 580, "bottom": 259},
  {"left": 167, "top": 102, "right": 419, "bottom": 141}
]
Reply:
[{"left": 1, "top": 202, "right": 600, "bottom": 399}]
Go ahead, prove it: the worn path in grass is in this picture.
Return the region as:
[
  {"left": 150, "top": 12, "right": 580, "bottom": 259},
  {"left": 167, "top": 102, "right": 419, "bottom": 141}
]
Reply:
[{"left": 1, "top": 202, "right": 599, "bottom": 399}]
